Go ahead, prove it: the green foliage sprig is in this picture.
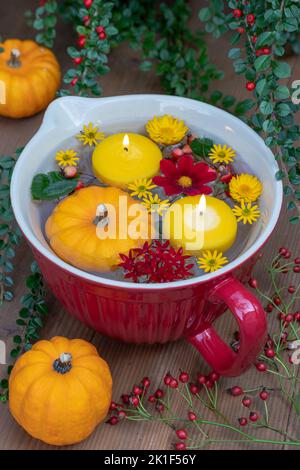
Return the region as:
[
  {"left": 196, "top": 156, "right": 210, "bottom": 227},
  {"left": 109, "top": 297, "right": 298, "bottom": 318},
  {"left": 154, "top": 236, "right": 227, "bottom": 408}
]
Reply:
[
  {"left": 199, "top": 0, "right": 300, "bottom": 223},
  {"left": 0, "top": 262, "right": 48, "bottom": 403},
  {"left": 0, "top": 149, "right": 23, "bottom": 305}
]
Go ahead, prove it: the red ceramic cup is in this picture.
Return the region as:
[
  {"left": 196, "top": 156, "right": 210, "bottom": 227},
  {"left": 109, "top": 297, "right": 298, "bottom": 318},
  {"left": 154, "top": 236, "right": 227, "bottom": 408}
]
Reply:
[{"left": 11, "top": 95, "right": 283, "bottom": 376}]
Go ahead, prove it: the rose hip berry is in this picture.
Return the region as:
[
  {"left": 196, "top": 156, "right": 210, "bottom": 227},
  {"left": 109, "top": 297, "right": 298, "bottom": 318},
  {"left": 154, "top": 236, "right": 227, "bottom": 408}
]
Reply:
[
  {"left": 265, "top": 348, "right": 275, "bottom": 358},
  {"left": 164, "top": 374, "right": 172, "bottom": 386},
  {"left": 155, "top": 389, "right": 164, "bottom": 399},
  {"left": 274, "top": 297, "right": 281, "bottom": 306},
  {"left": 142, "top": 377, "right": 150, "bottom": 388},
  {"left": 169, "top": 378, "right": 179, "bottom": 389},
  {"left": 175, "top": 442, "right": 186, "bottom": 450},
  {"left": 109, "top": 401, "right": 117, "bottom": 411},
  {"left": 294, "top": 258, "right": 300, "bottom": 264},
  {"left": 176, "top": 429, "right": 188, "bottom": 440},
  {"left": 121, "top": 394, "right": 130, "bottom": 404},
  {"left": 249, "top": 412, "right": 259, "bottom": 422},
  {"left": 107, "top": 416, "right": 118, "bottom": 425},
  {"left": 238, "top": 417, "right": 248, "bottom": 426},
  {"left": 288, "top": 286, "right": 296, "bottom": 294},
  {"left": 118, "top": 410, "right": 126, "bottom": 419},
  {"left": 197, "top": 374, "right": 207, "bottom": 385},
  {"left": 210, "top": 371, "right": 219, "bottom": 382},
  {"left": 188, "top": 411, "right": 197, "bottom": 421},
  {"left": 77, "top": 35, "right": 86, "bottom": 48},
  {"left": 233, "top": 9, "right": 243, "bottom": 18},
  {"left": 294, "top": 266, "right": 300, "bottom": 273},
  {"left": 266, "top": 303, "right": 273, "bottom": 312},
  {"left": 242, "top": 396, "right": 252, "bottom": 408},
  {"left": 148, "top": 395, "right": 156, "bottom": 403},
  {"left": 84, "top": 0, "right": 93, "bottom": 7},
  {"left": 156, "top": 403, "right": 164, "bottom": 413},
  {"left": 249, "top": 278, "right": 258, "bottom": 287},
  {"left": 133, "top": 386, "right": 143, "bottom": 396},
  {"left": 73, "top": 57, "right": 83, "bottom": 65},
  {"left": 229, "top": 386, "right": 244, "bottom": 396},
  {"left": 179, "top": 371, "right": 189, "bottom": 383},
  {"left": 259, "top": 390, "right": 269, "bottom": 401},
  {"left": 256, "top": 362, "right": 267, "bottom": 372},
  {"left": 130, "top": 396, "right": 139, "bottom": 407},
  {"left": 247, "top": 14, "right": 255, "bottom": 24},
  {"left": 189, "top": 383, "right": 199, "bottom": 394}
]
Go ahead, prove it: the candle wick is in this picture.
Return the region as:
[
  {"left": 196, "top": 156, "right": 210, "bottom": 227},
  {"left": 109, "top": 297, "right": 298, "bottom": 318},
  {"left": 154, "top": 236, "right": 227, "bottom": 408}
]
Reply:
[
  {"left": 199, "top": 211, "right": 204, "bottom": 216},
  {"left": 124, "top": 147, "right": 128, "bottom": 152}
]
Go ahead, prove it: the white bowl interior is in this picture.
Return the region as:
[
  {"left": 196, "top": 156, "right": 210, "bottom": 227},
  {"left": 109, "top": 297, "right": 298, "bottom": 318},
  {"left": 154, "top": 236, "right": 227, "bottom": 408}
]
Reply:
[{"left": 11, "top": 95, "right": 282, "bottom": 289}]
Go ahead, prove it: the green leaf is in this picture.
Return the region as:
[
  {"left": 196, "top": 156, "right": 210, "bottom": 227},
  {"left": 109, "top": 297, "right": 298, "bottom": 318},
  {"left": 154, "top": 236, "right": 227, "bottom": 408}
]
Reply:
[
  {"left": 228, "top": 48, "right": 241, "bottom": 59},
  {"left": 273, "top": 61, "right": 291, "bottom": 78},
  {"left": 274, "top": 85, "right": 290, "bottom": 100},
  {"left": 31, "top": 172, "right": 78, "bottom": 201},
  {"left": 259, "top": 100, "right": 273, "bottom": 115},
  {"left": 198, "top": 7, "right": 212, "bottom": 22},
  {"left": 13, "top": 335, "right": 22, "bottom": 344},
  {"left": 289, "top": 215, "right": 300, "bottom": 224},
  {"left": 256, "top": 32, "right": 274, "bottom": 48},
  {"left": 140, "top": 60, "right": 152, "bottom": 72},
  {"left": 254, "top": 55, "right": 271, "bottom": 72},
  {"left": 276, "top": 103, "right": 291, "bottom": 117},
  {"left": 190, "top": 138, "right": 214, "bottom": 159},
  {"left": 256, "top": 78, "right": 267, "bottom": 96},
  {"left": 275, "top": 170, "right": 285, "bottom": 180}
]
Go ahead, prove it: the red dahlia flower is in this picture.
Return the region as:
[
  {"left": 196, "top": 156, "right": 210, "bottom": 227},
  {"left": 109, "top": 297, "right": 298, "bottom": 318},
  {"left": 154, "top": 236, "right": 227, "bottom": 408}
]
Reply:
[{"left": 153, "top": 155, "right": 217, "bottom": 196}]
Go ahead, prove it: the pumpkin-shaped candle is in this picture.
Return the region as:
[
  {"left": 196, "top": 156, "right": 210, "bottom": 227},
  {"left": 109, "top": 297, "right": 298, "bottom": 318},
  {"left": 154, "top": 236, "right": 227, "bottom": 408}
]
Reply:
[{"left": 92, "top": 133, "right": 162, "bottom": 188}]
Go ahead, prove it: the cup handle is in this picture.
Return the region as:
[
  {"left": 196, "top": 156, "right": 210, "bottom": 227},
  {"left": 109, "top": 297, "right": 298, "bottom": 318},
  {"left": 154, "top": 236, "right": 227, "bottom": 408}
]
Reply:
[{"left": 188, "top": 275, "right": 267, "bottom": 377}]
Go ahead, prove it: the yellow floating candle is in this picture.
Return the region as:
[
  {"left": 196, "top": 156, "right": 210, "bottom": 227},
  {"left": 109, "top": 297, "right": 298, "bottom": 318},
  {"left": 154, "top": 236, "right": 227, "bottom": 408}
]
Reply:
[
  {"left": 92, "top": 132, "right": 162, "bottom": 188},
  {"left": 163, "top": 195, "right": 237, "bottom": 256}
]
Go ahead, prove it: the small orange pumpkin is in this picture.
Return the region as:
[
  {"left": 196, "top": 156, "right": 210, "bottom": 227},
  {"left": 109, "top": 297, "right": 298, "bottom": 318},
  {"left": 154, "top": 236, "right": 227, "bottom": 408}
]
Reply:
[
  {"left": 9, "top": 336, "right": 112, "bottom": 446},
  {"left": 45, "top": 185, "right": 151, "bottom": 272},
  {"left": 0, "top": 39, "right": 61, "bottom": 118}
]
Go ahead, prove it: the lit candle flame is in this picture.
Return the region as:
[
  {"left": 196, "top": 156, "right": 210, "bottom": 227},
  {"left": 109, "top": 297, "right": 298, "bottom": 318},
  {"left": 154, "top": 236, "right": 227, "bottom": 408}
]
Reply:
[
  {"left": 198, "top": 194, "right": 206, "bottom": 217},
  {"left": 123, "top": 134, "right": 129, "bottom": 151}
]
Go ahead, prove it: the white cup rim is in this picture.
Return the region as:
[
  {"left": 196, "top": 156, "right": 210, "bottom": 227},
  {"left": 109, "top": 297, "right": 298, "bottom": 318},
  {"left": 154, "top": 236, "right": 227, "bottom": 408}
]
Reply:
[{"left": 11, "top": 94, "right": 283, "bottom": 290}]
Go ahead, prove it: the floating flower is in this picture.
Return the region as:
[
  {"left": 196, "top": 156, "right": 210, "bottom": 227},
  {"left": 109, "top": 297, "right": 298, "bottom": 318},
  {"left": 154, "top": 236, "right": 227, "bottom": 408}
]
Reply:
[
  {"left": 128, "top": 178, "right": 156, "bottom": 199},
  {"left": 153, "top": 156, "right": 217, "bottom": 196},
  {"left": 118, "top": 240, "right": 194, "bottom": 283},
  {"left": 229, "top": 174, "right": 262, "bottom": 203},
  {"left": 76, "top": 122, "right": 105, "bottom": 146},
  {"left": 142, "top": 193, "right": 170, "bottom": 216},
  {"left": 146, "top": 115, "right": 188, "bottom": 145},
  {"left": 55, "top": 149, "right": 79, "bottom": 167},
  {"left": 197, "top": 250, "right": 228, "bottom": 273},
  {"left": 232, "top": 201, "right": 261, "bottom": 224},
  {"left": 208, "top": 144, "right": 236, "bottom": 164}
]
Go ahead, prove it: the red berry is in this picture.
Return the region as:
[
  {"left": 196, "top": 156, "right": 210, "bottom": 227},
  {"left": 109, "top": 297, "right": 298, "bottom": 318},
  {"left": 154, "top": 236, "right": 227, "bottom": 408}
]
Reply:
[
  {"left": 238, "top": 417, "right": 248, "bottom": 426},
  {"left": 288, "top": 355, "right": 294, "bottom": 364},
  {"left": 294, "top": 313, "right": 300, "bottom": 321},
  {"left": 205, "top": 379, "right": 214, "bottom": 389},
  {"left": 197, "top": 374, "right": 207, "bottom": 385},
  {"left": 130, "top": 396, "right": 139, "bottom": 407},
  {"left": 294, "top": 266, "right": 300, "bottom": 273},
  {"left": 265, "top": 348, "right": 275, "bottom": 358},
  {"left": 77, "top": 35, "right": 86, "bottom": 48},
  {"left": 284, "top": 251, "right": 291, "bottom": 259},
  {"left": 148, "top": 395, "right": 156, "bottom": 403},
  {"left": 246, "top": 82, "right": 256, "bottom": 91},
  {"left": 279, "top": 247, "right": 287, "bottom": 256},
  {"left": 266, "top": 303, "right": 273, "bottom": 312},
  {"left": 220, "top": 173, "right": 233, "bottom": 184},
  {"left": 249, "top": 412, "right": 259, "bottom": 422},
  {"left": 156, "top": 403, "right": 164, "bottom": 413},
  {"left": 188, "top": 411, "right": 197, "bottom": 421},
  {"left": 179, "top": 371, "right": 189, "bottom": 383},
  {"left": 169, "top": 378, "right": 178, "bottom": 389},
  {"left": 259, "top": 390, "right": 269, "bottom": 401},
  {"left": 294, "top": 258, "right": 300, "bottom": 264},
  {"left": 96, "top": 26, "right": 105, "bottom": 33},
  {"left": 99, "top": 32, "right": 107, "bottom": 40},
  {"left": 176, "top": 429, "right": 188, "bottom": 440},
  {"left": 288, "top": 286, "right": 296, "bottom": 294},
  {"left": 247, "top": 13, "right": 255, "bottom": 24},
  {"left": 118, "top": 410, "right": 126, "bottom": 419},
  {"left": 274, "top": 297, "right": 281, "bottom": 306},
  {"left": 71, "top": 77, "right": 78, "bottom": 87},
  {"left": 285, "top": 314, "right": 294, "bottom": 323},
  {"left": 107, "top": 416, "right": 118, "bottom": 425},
  {"left": 73, "top": 57, "right": 83, "bottom": 65},
  {"left": 175, "top": 442, "right": 186, "bottom": 450},
  {"left": 248, "top": 277, "right": 258, "bottom": 288},
  {"left": 256, "top": 362, "right": 267, "bottom": 372},
  {"left": 252, "top": 35, "right": 257, "bottom": 43},
  {"left": 172, "top": 148, "right": 184, "bottom": 159},
  {"left": 109, "top": 401, "right": 117, "bottom": 411},
  {"left": 210, "top": 371, "right": 219, "bottom": 382},
  {"left": 237, "top": 27, "right": 245, "bottom": 33},
  {"left": 75, "top": 180, "right": 84, "bottom": 190},
  {"left": 133, "top": 386, "right": 143, "bottom": 396},
  {"left": 63, "top": 166, "right": 77, "bottom": 178},
  {"left": 230, "top": 386, "right": 243, "bottom": 396},
  {"left": 155, "top": 389, "right": 164, "bottom": 399},
  {"left": 84, "top": 0, "right": 93, "bottom": 7},
  {"left": 233, "top": 9, "right": 243, "bottom": 18},
  {"left": 262, "top": 47, "right": 271, "bottom": 55},
  {"left": 242, "top": 396, "right": 252, "bottom": 408},
  {"left": 121, "top": 394, "right": 130, "bottom": 404},
  {"left": 141, "top": 377, "right": 150, "bottom": 388},
  {"left": 189, "top": 383, "right": 199, "bottom": 394},
  {"left": 256, "top": 49, "right": 262, "bottom": 57},
  {"left": 83, "top": 15, "right": 90, "bottom": 26},
  {"left": 164, "top": 374, "right": 172, "bottom": 386}
]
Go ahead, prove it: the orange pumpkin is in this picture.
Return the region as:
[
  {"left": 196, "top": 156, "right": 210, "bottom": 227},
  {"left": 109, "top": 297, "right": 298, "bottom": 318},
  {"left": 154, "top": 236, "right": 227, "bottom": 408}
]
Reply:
[
  {"left": 0, "top": 39, "right": 61, "bottom": 118},
  {"left": 9, "top": 336, "right": 112, "bottom": 446},
  {"left": 45, "top": 186, "right": 151, "bottom": 272}
]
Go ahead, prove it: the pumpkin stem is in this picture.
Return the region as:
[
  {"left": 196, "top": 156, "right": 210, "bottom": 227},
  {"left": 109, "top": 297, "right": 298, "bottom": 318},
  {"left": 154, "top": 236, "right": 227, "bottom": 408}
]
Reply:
[
  {"left": 93, "top": 203, "right": 109, "bottom": 227},
  {"left": 53, "top": 352, "right": 72, "bottom": 374},
  {"left": 7, "top": 49, "right": 21, "bottom": 68}
]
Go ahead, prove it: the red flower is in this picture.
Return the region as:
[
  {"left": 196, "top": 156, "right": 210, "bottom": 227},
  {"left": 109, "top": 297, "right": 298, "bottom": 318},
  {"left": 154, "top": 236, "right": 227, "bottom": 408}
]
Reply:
[
  {"left": 118, "top": 241, "right": 194, "bottom": 283},
  {"left": 153, "top": 156, "right": 217, "bottom": 196}
]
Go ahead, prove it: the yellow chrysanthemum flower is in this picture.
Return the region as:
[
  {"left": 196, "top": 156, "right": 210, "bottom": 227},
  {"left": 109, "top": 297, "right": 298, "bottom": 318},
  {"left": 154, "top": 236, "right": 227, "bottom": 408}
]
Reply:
[
  {"left": 232, "top": 201, "right": 261, "bottom": 224},
  {"left": 146, "top": 115, "right": 188, "bottom": 145},
  {"left": 76, "top": 122, "right": 105, "bottom": 146},
  {"left": 208, "top": 144, "right": 236, "bottom": 164},
  {"left": 142, "top": 193, "right": 170, "bottom": 216},
  {"left": 197, "top": 250, "right": 228, "bottom": 273},
  {"left": 55, "top": 149, "right": 79, "bottom": 167},
  {"left": 128, "top": 178, "right": 157, "bottom": 198},
  {"left": 229, "top": 174, "right": 262, "bottom": 203}
]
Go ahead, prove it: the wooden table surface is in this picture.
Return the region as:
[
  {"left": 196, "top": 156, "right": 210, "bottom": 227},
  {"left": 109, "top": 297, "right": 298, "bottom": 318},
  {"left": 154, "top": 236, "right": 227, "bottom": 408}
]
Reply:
[{"left": 0, "top": 0, "right": 299, "bottom": 450}]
